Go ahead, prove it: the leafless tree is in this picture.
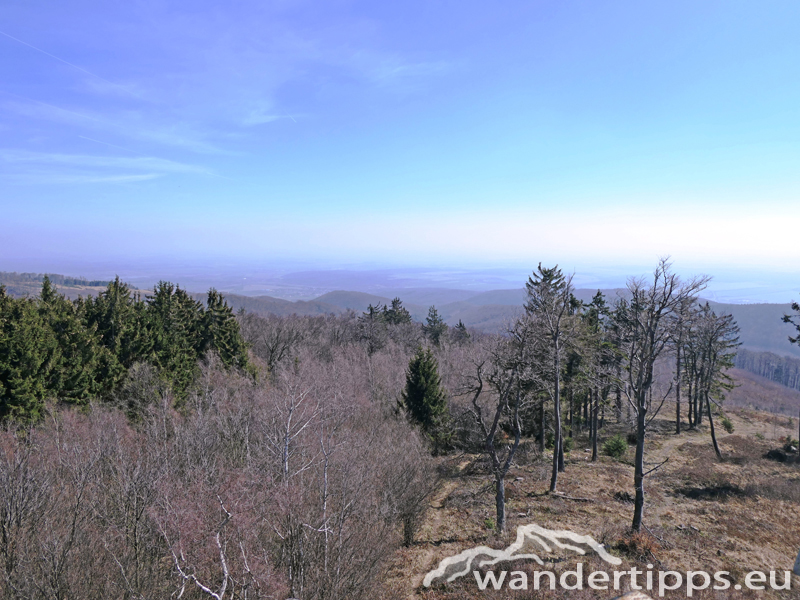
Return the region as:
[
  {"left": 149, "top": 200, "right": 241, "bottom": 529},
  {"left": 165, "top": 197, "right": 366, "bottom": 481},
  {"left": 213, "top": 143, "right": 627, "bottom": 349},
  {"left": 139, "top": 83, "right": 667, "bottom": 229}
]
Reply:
[{"left": 615, "top": 258, "right": 708, "bottom": 531}]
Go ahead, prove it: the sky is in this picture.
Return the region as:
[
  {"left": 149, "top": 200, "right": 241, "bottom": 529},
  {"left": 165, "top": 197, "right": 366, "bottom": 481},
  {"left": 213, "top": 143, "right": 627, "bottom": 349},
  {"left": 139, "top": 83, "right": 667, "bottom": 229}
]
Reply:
[{"left": 1, "top": 1, "right": 800, "bottom": 299}]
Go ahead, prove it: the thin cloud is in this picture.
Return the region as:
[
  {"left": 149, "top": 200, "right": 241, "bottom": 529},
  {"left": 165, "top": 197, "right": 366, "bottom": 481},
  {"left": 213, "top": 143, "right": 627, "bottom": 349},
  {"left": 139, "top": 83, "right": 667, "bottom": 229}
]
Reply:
[
  {"left": 1, "top": 96, "right": 228, "bottom": 155},
  {"left": 1, "top": 172, "right": 162, "bottom": 185},
  {"left": 0, "top": 30, "right": 135, "bottom": 97},
  {"left": 0, "top": 149, "right": 212, "bottom": 175}
]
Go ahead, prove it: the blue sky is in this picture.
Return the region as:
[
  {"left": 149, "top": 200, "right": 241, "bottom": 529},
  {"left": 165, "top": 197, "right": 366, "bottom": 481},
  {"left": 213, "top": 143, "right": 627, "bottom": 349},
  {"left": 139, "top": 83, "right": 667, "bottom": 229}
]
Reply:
[{"left": 2, "top": 0, "right": 800, "bottom": 295}]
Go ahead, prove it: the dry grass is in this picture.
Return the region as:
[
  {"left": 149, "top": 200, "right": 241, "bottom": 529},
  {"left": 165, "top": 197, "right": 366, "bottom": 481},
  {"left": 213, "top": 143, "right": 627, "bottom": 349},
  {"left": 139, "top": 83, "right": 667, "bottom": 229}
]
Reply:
[{"left": 380, "top": 407, "right": 800, "bottom": 599}]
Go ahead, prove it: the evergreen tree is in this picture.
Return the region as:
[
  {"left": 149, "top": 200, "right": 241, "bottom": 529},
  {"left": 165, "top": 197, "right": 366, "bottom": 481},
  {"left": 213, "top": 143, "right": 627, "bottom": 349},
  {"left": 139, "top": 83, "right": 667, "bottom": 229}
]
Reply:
[
  {"left": 84, "top": 276, "right": 150, "bottom": 370},
  {"left": 402, "top": 347, "right": 449, "bottom": 451},
  {"left": 358, "top": 304, "right": 387, "bottom": 355},
  {"left": 523, "top": 264, "right": 576, "bottom": 492},
  {"left": 38, "top": 277, "right": 116, "bottom": 403},
  {"left": 202, "top": 289, "right": 250, "bottom": 370},
  {"left": 784, "top": 301, "right": 800, "bottom": 346},
  {"left": 422, "top": 306, "right": 447, "bottom": 347},
  {"left": 452, "top": 319, "right": 470, "bottom": 344},
  {"left": 383, "top": 298, "right": 412, "bottom": 325},
  {"left": 145, "top": 282, "right": 204, "bottom": 396},
  {"left": 0, "top": 286, "right": 57, "bottom": 421}
]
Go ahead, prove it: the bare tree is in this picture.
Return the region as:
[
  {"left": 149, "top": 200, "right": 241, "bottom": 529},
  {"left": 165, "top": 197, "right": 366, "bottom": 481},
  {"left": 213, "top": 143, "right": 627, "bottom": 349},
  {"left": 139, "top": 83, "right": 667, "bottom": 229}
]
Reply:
[
  {"left": 615, "top": 259, "right": 708, "bottom": 531},
  {"left": 461, "top": 326, "right": 531, "bottom": 533}
]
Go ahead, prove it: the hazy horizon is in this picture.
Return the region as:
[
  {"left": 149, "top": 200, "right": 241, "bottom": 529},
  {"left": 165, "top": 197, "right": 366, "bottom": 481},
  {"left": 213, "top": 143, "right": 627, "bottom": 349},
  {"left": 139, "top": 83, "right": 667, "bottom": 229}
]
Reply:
[
  {"left": 2, "top": 2, "right": 799, "bottom": 301},
  {"left": 1, "top": 258, "right": 798, "bottom": 305}
]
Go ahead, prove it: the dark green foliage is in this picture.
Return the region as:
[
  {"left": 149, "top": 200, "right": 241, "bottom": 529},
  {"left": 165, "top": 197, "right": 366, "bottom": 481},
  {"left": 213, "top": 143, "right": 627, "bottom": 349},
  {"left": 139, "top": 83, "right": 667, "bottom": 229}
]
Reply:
[
  {"left": 144, "top": 281, "right": 205, "bottom": 396},
  {"left": 358, "top": 304, "right": 387, "bottom": 355},
  {"left": 545, "top": 431, "right": 574, "bottom": 452},
  {"left": 422, "top": 306, "right": 447, "bottom": 347},
  {"left": 452, "top": 319, "right": 470, "bottom": 344},
  {"left": 784, "top": 301, "right": 800, "bottom": 346},
  {"left": 202, "top": 289, "right": 251, "bottom": 370},
  {"left": 720, "top": 416, "right": 735, "bottom": 434},
  {"left": 37, "top": 277, "right": 119, "bottom": 403},
  {"left": 402, "top": 347, "right": 449, "bottom": 450},
  {"left": 603, "top": 434, "right": 628, "bottom": 459},
  {"left": 383, "top": 298, "right": 412, "bottom": 325},
  {"left": 0, "top": 277, "right": 251, "bottom": 421},
  {"left": 0, "top": 286, "right": 58, "bottom": 421},
  {"left": 84, "top": 276, "right": 150, "bottom": 369}
]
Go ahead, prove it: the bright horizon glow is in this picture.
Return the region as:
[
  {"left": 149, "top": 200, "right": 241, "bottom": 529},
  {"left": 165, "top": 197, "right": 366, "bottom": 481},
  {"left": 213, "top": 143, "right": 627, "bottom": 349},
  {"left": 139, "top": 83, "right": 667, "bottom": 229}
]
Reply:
[{"left": 1, "top": 1, "right": 799, "bottom": 300}]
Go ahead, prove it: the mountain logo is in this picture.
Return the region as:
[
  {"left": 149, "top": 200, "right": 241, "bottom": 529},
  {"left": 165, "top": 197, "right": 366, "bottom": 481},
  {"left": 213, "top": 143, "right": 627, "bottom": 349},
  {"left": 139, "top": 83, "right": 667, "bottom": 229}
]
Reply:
[{"left": 422, "top": 523, "right": 622, "bottom": 587}]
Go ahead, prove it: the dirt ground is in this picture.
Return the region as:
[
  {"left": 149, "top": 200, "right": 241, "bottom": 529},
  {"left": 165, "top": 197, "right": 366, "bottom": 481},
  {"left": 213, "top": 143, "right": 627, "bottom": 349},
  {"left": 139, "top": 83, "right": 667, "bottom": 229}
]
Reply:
[{"left": 380, "top": 405, "right": 800, "bottom": 600}]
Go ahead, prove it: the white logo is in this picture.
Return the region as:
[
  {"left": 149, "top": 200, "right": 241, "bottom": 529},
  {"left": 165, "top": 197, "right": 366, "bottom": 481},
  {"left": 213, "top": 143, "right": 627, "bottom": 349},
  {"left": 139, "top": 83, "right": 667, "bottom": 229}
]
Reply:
[{"left": 422, "top": 523, "right": 622, "bottom": 587}]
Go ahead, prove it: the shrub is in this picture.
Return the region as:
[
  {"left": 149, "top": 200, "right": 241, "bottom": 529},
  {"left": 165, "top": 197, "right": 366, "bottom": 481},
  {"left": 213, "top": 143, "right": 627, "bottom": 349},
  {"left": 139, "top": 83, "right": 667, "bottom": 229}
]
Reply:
[
  {"left": 615, "top": 530, "right": 660, "bottom": 560},
  {"left": 781, "top": 436, "right": 799, "bottom": 452},
  {"left": 484, "top": 517, "right": 495, "bottom": 530},
  {"left": 755, "top": 432, "right": 765, "bottom": 441},
  {"left": 626, "top": 432, "right": 638, "bottom": 445},
  {"left": 720, "top": 416, "right": 735, "bottom": 434},
  {"left": 603, "top": 434, "right": 628, "bottom": 460},
  {"left": 545, "top": 432, "right": 574, "bottom": 452}
]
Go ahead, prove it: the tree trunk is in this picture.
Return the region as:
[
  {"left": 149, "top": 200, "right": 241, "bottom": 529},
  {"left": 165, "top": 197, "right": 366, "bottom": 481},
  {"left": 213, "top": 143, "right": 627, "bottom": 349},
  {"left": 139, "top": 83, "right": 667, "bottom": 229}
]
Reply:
[
  {"left": 569, "top": 386, "right": 574, "bottom": 438},
  {"left": 706, "top": 392, "right": 722, "bottom": 460},
  {"left": 538, "top": 400, "right": 545, "bottom": 453},
  {"left": 583, "top": 393, "right": 589, "bottom": 429},
  {"left": 675, "top": 345, "right": 682, "bottom": 434},
  {"left": 591, "top": 388, "right": 599, "bottom": 462},
  {"left": 495, "top": 475, "right": 506, "bottom": 533},
  {"left": 632, "top": 399, "right": 647, "bottom": 532},
  {"left": 550, "top": 350, "right": 561, "bottom": 492},
  {"left": 600, "top": 391, "right": 606, "bottom": 429}
]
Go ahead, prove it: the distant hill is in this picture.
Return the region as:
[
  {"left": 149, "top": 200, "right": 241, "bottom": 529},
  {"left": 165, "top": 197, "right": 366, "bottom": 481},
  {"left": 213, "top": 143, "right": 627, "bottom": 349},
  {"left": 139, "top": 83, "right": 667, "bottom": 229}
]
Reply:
[
  {"left": 708, "top": 301, "right": 800, "bottom": 359},
  {"left": 191, "top": 292, "right": 347, "bottom": 317},
  {"left": 727, "top": 368, "right": 800, "bottom": 417},
  {"left": 314, "top": 291, "right": 394, "bottom": 311},
  {"left": 5, "top": 271, "right": 798, "bottom": 360},
  {"left": 0, "top": 271, "right": 112, "bottom": 300}
]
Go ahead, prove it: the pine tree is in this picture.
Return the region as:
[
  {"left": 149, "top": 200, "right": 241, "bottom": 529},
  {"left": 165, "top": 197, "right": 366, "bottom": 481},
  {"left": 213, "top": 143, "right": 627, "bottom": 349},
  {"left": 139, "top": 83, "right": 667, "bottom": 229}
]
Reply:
[
  {"left": 38, "top": 276, "right": 116, "bottom": 403},
  {"left": 84, "top": 276, "right": 149, "bottom": 370},
  {"left": 145, "top": 282, "right": 204, "bottom": 396},
  {"left": 784, "top": 301, "right": 800, "bottom": 346},
  {"left": 451, "top": 319, "right": 470, "bottom": 344},
  {"left": 422, "top": 306, "right": 447, "bottom": 347},
  {"left": 402, "top": 347, "right": 449, "bottom": 451},
  {"left": 358, "top": 304, "right": 387, "bottom": 355},
  {"left": 383, "top": 298, "right": 412, "bottom": 325},
  {"left": 0, "top": 286, "right": 58, "bottom": 421},
  {"left": 202, "top": 289, "right": 250, "bottom": 370}
]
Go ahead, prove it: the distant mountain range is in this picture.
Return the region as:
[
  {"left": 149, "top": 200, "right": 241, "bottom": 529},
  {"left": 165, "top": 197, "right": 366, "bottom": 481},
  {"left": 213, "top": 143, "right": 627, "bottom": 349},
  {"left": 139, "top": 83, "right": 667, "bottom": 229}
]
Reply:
[
  {"left": 3, "top": 271, "right": 799, "bottom": 359},
  {"left": 193, "top": 287, "right": 800, "bottom": 360}
]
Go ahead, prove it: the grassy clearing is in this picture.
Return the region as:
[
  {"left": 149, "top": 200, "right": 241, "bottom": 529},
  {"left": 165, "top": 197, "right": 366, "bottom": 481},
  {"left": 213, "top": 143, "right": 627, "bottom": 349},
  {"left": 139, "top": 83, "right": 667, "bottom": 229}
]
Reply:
[{"left": 379, "top": 406, "right": 800, "bottom": 599}]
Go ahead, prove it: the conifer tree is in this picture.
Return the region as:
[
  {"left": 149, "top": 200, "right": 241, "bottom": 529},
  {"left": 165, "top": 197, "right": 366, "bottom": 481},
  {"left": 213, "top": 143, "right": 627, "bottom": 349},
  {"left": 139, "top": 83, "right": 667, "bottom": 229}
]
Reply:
[
  {"left": 523, "top": 264, "right": 576, "bottom": 492},
  {"left": 383, "top": 298, "right": 412, "bottom": 325},
  {"left": 38, "top": 276, "right": 116, "bottom": 402},
  {"left": 202, "top": 289, "right": 250, "bottom": 370},
  {"left": 422, "top": 306, "right": 447, "bottom": 347},
  {"left": 145, "top": 282, "right": 204, "bottom": 396},
  {"left": 402, "top": 347, "right": 449, "bottom": 451},
  {"left": 0, "top": 286, "right": 57, "bottom": 420},
  {"left": 452, "top": 319, "right": 470, "bottom": 344},
  {"left": 84, "top": 276, "right": 149, "bottom": 370},
  {"left": 358, "top": 304, "right": 387, "bottom": 355},
  {"left": 784, "top": 301, "right": 800, "bottom": 346}
]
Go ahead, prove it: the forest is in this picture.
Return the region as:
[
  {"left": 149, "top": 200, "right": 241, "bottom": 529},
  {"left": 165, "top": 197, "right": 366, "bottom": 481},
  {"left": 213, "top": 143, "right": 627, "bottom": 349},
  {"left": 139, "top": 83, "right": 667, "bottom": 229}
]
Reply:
[{"left": 0, "top": 260, "right": 798, "bottom": 599}]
